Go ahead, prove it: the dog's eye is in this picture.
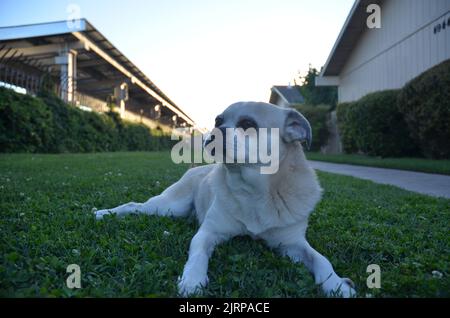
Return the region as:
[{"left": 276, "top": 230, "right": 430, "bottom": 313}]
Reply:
[
  {"left": 215, "top": 117, "right": 224, "bottom": 127},
  {"left": 237, "top": 118, "right": 257, "bottom": 130}
]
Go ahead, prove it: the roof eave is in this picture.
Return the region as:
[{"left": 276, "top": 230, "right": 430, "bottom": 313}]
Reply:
[
  {"left": 320, "top": 0, "right": 361, "bottom": 77},
  {"left": 271, "top": 86, "right": 291, "bottom": 105},
  {"left": 0, "top": 19, "right": 87, "bottom": 41},
  {"left": 320, "top": 0, "right": 385, "bottom": 77}
]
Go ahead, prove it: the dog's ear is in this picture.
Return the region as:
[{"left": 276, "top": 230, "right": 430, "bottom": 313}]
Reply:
[{"left": 282, "top": 109, "right": 312, "bottom": 150}]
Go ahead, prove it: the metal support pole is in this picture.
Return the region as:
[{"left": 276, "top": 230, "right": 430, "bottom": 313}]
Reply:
[
  {"left": 55, "top": 47, "right": 77, "bottom": 103},
  {"left": 114, "top": 82, "right": 128, "bottom": 118}
]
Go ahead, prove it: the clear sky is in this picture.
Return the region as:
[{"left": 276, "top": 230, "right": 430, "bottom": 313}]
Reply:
[{"left": 0, "top": 0, "right": 354, "bottom": 129}]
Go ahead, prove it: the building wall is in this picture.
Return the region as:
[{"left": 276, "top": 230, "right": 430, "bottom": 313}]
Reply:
[{"left": 339, "top": 0, "right": 450, "bottom": 102}]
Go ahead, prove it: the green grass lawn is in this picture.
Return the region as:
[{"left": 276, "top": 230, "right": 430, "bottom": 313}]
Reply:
[
  {"left": 306, "top": 152, "right": 450, "bottom": 175},
  {"left": 0, "top": 152, "right": 449, "bottom": 297}
]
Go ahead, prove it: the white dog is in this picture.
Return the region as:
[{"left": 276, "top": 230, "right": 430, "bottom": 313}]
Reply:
[{"left": 95, "top": 102, "right": 355, "bottom": 297}]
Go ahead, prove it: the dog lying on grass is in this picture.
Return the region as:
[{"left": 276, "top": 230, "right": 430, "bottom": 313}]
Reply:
[{"left": 95, "top": 101, "right": 355, "bottom": 297}]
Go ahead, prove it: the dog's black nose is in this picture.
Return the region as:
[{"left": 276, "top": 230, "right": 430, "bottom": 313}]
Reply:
[
  {"left": 204, "top": 133, "right": 216, "bottom": 156},
  {"left": 204, "top": 134, "right": 214, "bottom": 147}
]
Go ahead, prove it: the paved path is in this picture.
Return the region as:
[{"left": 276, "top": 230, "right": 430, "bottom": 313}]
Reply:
[{"left": 308, "top": 161, "right": 450, "bottom": 199}]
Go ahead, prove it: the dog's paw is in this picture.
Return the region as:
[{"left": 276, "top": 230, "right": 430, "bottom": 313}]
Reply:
[
  {"left": 322, "top": 275, "right": 356, "bottom": 298},
  {"left": 177, "top": 274, "right": 209, "bottom": 297},
  {"left": 94, "top": 209, "right": 113, "bottom": 220}
]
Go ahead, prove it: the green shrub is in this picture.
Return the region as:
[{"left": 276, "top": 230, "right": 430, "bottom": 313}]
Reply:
[
  {"left": 336, "top": 102, "right": 358, "bottom": 153},
  {"left": 0, "top": 87, "right": 174, "bottom": 153},
  {"left": 293, "top": 104, "right": 330, "bottom": 152},
  {"left": 337, "top": 90, "right": 419, "bottom": 157},
  {"left": 105, "top": 111, "right": 176, "bottom": 151},
  {"left": 0, "top": 87, "right": 53, "bottom": 152},
  {"left": 149, "top": 126, "right": 177, "bottom": 151},
  {"left": 120, "top": 123, "right": 152, "bottom": 151},
  {"left": 398, "top": 59, "right": 450, "bottom": 159},
  {"left": 39, "top": 92, "right": 118, "bottom": 152}
]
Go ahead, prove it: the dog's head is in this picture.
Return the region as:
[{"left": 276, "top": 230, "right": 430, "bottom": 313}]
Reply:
[{"left": 204, "top": 101, "right": 311, "bottom": 173}]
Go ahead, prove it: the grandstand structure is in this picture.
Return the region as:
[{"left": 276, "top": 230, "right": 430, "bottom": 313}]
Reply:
[{"left": 0, "top": 19, "right": 197, "bottom": 133}]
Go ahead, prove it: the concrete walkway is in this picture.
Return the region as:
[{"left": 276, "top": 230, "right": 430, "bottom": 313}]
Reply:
[{"left": 308, "top": 160, "right": 450, "bottom": 199}]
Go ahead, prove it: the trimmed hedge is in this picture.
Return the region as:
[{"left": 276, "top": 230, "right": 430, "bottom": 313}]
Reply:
[
  {"left": 398, "top": 59, "right": 450, "bottom": 159},
  {"left": 337, "top": 90, "right": 419, "bottom": 157},
  {"left": 0, "top": 87, "right": 174, "bottom": 153},
  {"left": 293, "top": 104, "right": 330, "bottom": 152},
  {"left": 336, "top": 102, "right": 358, "bottom": 154},
  {"left": 338, "top": 59, "right": 450, "bottom": 159},
  {"left": 0, "top": 87, "right": 53, "bottom": 153}
]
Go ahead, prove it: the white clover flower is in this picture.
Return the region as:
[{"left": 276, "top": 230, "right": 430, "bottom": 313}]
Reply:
[
  {"left": 432, "top": 270, "right": 443, "bottom": 279},
  {"left": 72, "top": 249, "right": 80, "bottom": 256}
]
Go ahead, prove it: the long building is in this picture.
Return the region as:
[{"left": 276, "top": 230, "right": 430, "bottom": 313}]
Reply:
[
  {"left": 316, "top": 0, "right": 450, "bottom": 103},
  {"left": 315, "top": 0, "right": 449, "bottom": 154},
  {"left": 0, "top": 19, "right": 197, "bottom": 133}
]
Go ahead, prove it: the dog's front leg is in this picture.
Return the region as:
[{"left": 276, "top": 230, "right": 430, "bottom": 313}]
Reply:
[
  {"left": 282, "top": 240, "right": 356, "bottom": 297},
  {"left": 178, "top": 227, "right": 229, "bottom": 297},
  {"left": 94, "top": 166, "right": 218, "bottom": 220},
  {"left": 94, "top": 192, "right": 192, "bottom": 220}
]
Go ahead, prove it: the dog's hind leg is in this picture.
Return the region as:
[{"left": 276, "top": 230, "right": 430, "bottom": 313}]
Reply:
[{"left": 95, "top": 166, "right": 209, "bottom": 220}]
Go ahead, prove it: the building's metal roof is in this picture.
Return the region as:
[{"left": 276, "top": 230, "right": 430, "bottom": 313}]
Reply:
[
  {"left": 0, "top": 19, "right": 195, "bottom": 126},
  {"left": 270, "top": 85, "right": 304, "bottom": 105},
  {"left": 319, "top": 0, "right": 383, "bottom": 77}
]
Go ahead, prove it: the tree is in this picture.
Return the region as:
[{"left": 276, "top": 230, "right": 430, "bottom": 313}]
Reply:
[{"left": 298, "top": 65, "right": 337, "bottom": 108}]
